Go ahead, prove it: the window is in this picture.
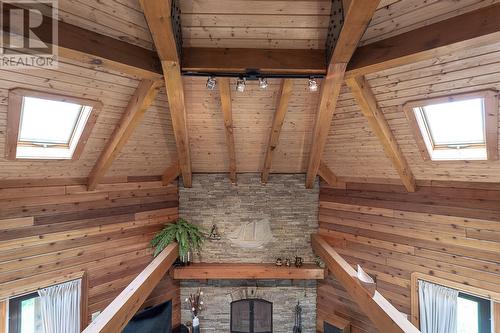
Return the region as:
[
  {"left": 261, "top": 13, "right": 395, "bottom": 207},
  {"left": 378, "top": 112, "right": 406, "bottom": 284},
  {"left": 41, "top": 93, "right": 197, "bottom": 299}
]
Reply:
[
  {"left": 404, "top": 91, "right": 498, "bottom": 161},
  {"left": 6, "top": 89, "right": 101, "bottom": 160},
  {"left": 457, "top": 293, "right": 491, "bottom": 333},
  {"left": 8, "top": 292, "right": 44, "bottom": 333},
  {"left": 411, "top": 273, "right": 496, "bottom": 333}
]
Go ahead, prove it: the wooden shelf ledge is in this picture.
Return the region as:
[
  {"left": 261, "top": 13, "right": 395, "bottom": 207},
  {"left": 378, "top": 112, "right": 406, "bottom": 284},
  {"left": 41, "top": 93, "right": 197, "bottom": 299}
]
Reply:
[{"left": 172, "top": 263, "right": 325, "bottom": 280}]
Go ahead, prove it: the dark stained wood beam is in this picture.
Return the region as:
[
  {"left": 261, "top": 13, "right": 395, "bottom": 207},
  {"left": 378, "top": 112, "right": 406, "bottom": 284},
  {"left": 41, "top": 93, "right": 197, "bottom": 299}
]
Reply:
[
  {"left": 161, "top": 161, "right": 181, "bottom": 186},
  {"left": 1, "top": 3, "right": 162, "bottom": 79},
  {"left": 305, "top": 0, "right": 380, "bottom": 188},
  {"left": 317, "top": 161, "right": 338, "bottom": 187},
  {"left": 182, "top": 48, "right": 326, "bottom": 75},
  {"left": 312, "top": 234, "right": 420, "bottom": 333},
  {"left": 261, "top": 79, "right": 293, "bottom": 183},
  {"left": 346, "top": 76, "right": 416, "bottom": 192},
  {"left": 218, "top": 78, "right": 237, "bottom": 183},
  {"left": 182, "top": 3, "right": 500, "bottom": 78},
  {"left": 5, "top": 3, "right": 500, "bottom": 80},
  {"left": 81, "top": 243, "right": 178, "bottom": 333},
  {"left": 87, "top": 79, "right": 163, "bottom": 191},
  {"left": 140, "top": 0, "right": 192, "bottom": 187},
  {"left": 346, "top": 3, "right": 500, "bottom": 77}
]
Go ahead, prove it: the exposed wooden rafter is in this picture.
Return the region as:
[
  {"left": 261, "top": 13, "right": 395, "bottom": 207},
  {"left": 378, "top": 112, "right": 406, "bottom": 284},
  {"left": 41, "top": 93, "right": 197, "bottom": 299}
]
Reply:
[
  {"left": 182, "top": 48, "right": 326, "bottom": 75},
  {"left": 347, "top": 2, "right": 500, "bottom": 77},
  {"left": 180, "top": 4, "right": 500, "bottom": 78},
  {"left": 218, "top": 78, "right": 237, "bottom": 183},
  {"left": 261, "top": 79, "right": 293, "bottom": 183},
  {"left": 140, "top": 0, "right": 193, "bottom": 187},
  {"left": 312, "top": 234, "right": 420, "bottom": 333},
  {"left": 81, "top": 243, "right": 178, "bottom": 333},
  {"left": 346, "top": 76, "right": 416, "bottom": 192},
  {"left": 317, "top": 161, "right": 338, "bottom": 187},
  {"left": 1, "top": 4, "right": 161, "bottom": 79},
  {"left": 87, "top": 79, "right": 163, "bottom": 191},
  {"left": 4, "top": 3, "right": 499, "bottom": 81},
  {"left": 305, "top": 0, "right": 381, "bottom": 188},
  {"left": 162, "top": 161, "right": 181, "bottom": 186}
]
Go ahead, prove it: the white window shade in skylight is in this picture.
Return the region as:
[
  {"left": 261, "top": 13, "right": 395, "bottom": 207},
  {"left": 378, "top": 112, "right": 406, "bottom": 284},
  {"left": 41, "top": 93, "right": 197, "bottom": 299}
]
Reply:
[
  {"left": 422, "top": 98, "right": 485, "bottom": 147},
  {"left": 19, "top": 97, "right": 84, "bottom": 145},
  {"left": 405, "top": 91, "right": 498, "bottom": 162},
  {"left": 6, "top": 88, "right": 100, "bottom": 161}
]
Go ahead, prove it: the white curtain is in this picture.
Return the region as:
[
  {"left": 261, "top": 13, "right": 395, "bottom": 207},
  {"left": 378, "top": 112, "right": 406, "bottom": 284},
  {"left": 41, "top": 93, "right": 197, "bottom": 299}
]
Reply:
[
  {"left": 38, "top": 279, "right": 81, "bottom": 333},
  {"left": 419, "top": 280, "right": 459, "bottom": 333}
]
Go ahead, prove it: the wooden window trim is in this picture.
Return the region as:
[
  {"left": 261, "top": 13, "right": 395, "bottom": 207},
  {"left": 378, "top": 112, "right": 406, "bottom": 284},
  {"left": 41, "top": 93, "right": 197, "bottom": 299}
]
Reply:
[
  {"left": 6, "top": 88, "right": 102, "bottom": 161},
  {"left": 410, "top": 272, "right": 500, "bottom": 329},
  {"left": 0, "top": 271, "right": 87, "bottom": 333},
  {"left": 403, "top": 90, "right": 499, "bottom": 161}
]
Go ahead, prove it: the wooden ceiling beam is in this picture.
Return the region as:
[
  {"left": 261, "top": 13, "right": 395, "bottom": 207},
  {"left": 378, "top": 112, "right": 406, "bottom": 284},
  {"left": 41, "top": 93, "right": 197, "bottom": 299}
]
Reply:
[
  {"left": 305, "top": 0, "right": 381, "bottom": 188},
  {"left": 346, "top": 76, "right": 416, "bottom": 192},
  {"left": 81, "top": 243, "right": 178, "bottom": 333},
  {"left": 4, "top": 2, "right": 499, "bottom": 80},
  {"left": 182, "top": 3, "right": 500, "bottom": 78},
  {"left": 261, "top": 79, "right": 293, "bottom": 183},
  {"left": 87, "top": 79, "right": 163, "bottom": 191},
  {"left": 317, "top": 161, "right": 338, "bottom": 187},
  {"left": 218, "top": 78, "right": 237, "bottom": 183},
  {"left": 182, "top": 48, "right": 326, "bottom": 75},
  {"left": 312, "top": 234, "right": 420, "bottom": 333},
  {"left": 140, "top": 0, "right": 193, "bottom": 187},
  {"left": 347, "top": 3, "right": 500, "bottom": 77},
  {"left": 1, "top": 4, "right": 162, "bottom": 79}
]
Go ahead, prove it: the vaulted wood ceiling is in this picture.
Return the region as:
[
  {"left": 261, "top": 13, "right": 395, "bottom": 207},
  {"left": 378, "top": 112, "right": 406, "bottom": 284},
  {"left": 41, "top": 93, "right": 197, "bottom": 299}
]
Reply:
[{"left": 1, "top": 0, "right": 500, "bottom": 185}]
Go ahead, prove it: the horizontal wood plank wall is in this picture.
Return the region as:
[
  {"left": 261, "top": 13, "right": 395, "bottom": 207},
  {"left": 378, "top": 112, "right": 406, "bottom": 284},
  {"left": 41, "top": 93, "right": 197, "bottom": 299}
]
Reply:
[
  {"left": 317, "top": 181, "right": 500, "bottom": 333},
  {"left": 0, "top": 179, "right": 180, "bottom": 328}
]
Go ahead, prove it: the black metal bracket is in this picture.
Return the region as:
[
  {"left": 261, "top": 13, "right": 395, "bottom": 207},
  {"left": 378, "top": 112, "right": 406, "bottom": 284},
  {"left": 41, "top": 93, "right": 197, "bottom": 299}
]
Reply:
[
  {"left": 171, "top": 0, "right": 183, "bottom": 61},
  {"left": 325, "top": 0, "right": 345, "bottom": 64}
]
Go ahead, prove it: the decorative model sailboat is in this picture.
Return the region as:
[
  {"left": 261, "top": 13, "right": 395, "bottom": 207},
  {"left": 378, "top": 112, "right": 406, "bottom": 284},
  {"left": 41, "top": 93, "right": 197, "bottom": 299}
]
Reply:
[{"left": 229, "top": 219, "right": 273, "bottom": 248}]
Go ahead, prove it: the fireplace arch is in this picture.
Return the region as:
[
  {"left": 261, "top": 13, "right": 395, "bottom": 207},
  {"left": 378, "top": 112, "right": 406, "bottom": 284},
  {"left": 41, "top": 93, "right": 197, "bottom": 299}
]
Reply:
[{"left": 230, "top": 299, "right": 272, "bottom": 333}]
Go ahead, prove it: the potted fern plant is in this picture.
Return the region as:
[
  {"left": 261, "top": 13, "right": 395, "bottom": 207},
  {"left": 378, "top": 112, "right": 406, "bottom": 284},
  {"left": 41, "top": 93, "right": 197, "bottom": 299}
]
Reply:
[{"left": 151, "top": 218, "right": 205, "bottom": 264}]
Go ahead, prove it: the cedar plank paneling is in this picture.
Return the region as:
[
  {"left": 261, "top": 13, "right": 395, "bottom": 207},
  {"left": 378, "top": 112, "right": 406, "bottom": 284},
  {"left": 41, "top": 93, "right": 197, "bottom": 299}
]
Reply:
[
  {"left": 317, "top": 181, "right": 500, "bottom": 333},
  {"left": 0, "top": 180, "right": 180, "bottom": 329}
]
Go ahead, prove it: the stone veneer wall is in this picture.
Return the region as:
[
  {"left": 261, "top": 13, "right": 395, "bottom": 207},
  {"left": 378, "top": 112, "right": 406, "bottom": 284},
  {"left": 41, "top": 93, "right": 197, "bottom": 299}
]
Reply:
[
  {"left": 181, "top": 280, "right": 317, "bottom": 333},
  {"left": 179, "top": 174, "right": 319, "bottom": 333},
  {"left": 179, "top": 174, "right": 319, "bottom": 263}
]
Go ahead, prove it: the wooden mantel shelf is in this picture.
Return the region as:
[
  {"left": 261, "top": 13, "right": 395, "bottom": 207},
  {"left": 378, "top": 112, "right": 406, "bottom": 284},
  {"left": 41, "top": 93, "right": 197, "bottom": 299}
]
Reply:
[{"left": 173, "top": 263, "right": 325, "bottom": 280}]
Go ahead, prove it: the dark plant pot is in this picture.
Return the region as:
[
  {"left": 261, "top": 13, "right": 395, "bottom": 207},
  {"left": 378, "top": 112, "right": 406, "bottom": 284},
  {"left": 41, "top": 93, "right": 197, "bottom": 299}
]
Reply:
[{"left": 180, "top": 251, "right": 192, "bottom": 265}]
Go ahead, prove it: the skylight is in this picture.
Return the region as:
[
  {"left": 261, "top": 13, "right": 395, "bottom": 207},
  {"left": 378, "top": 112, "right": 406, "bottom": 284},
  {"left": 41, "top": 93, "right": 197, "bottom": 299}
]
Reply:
[
  {"left": 405, "top": 91, "right": 498, "bottom": 161},
  {"left": 6, "top": 89, "right": 101, "bottom": 160},
  {"left": 19, "top": 97, "right": 84, "bottom": 144},
  {"left": 422, "top": 98, "right": 485, "bottom": 146}
]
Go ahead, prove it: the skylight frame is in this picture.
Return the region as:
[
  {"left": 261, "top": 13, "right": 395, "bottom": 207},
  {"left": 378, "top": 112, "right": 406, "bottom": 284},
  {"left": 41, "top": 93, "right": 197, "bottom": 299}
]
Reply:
[
  {"left": 404, "top": 90, "right": 498, "bottom": 162},
  {"left": 6, "top": 88, "right": 102, "bottom": 161}
]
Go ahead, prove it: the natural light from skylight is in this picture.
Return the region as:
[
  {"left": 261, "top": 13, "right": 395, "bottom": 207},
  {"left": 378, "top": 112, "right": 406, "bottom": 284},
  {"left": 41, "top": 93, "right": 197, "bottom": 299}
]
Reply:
[
  {"left": 19, "top": 97, "right": 84, "bottom": 144},
  {"left": 423, "top": 98, "right": 485, "bottom": 146},
  {"left": 16, "top": 96, "right": 93, "bottom": 159},
  {"left": 413, "top": 97, "right": 487, "bottom": 161}
]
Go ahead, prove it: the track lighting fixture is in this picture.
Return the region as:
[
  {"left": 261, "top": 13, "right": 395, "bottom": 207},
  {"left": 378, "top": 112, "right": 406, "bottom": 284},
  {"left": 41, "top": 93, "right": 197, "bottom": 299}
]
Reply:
[
  {"left": 258, "top": 77, "right": 268, "bottom": 89},
  {"left": 206, "top": 76, "right": 217, "bottom": 90},
  {"left": 236, "top": 77, "right": 246, "bottom": 92},
  {"left": 308, "top": 77, "right": 318, "bottom": 92}
]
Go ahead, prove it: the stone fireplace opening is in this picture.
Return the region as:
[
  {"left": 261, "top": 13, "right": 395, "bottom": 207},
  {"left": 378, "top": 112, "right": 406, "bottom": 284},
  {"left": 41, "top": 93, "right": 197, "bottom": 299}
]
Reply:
[{"left": 230, "top": 299, "right": 272, "bottom": 333}]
